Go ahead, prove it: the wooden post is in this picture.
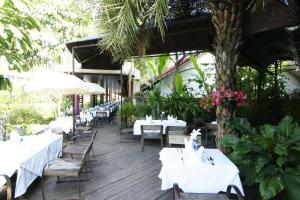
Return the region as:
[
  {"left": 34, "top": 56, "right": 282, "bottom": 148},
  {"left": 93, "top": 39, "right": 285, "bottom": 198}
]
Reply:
[{"left": 72, "top": 48, "right": 75, "bottom": 134}]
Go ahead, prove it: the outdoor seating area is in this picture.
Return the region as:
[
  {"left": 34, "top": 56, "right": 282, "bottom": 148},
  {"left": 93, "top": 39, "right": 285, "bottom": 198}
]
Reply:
[{"left": 1, "top": 0, "right": 300, "bottom": 200}]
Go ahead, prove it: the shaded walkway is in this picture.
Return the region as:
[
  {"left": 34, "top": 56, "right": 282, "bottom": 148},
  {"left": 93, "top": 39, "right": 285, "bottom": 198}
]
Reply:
[{"left": 25, "top": 125, "right": 172, "bottom": 200}]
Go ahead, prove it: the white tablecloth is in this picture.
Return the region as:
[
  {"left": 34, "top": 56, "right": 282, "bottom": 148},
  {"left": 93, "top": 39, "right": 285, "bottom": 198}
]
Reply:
[
  {"left": 158, "top": 148, "right": 244, "bottom": 195},
  {"left": 0, "top": 133, "right": 63, "bottom": 197},
  {"left": 133, "top": 120, "right": 187, "bottom": 135},
  {"left": 49, "top": 117, "right": 73, "bottom": 134},
  {"left": 79, "top": 113, "right": 94, "bottom": 123}
]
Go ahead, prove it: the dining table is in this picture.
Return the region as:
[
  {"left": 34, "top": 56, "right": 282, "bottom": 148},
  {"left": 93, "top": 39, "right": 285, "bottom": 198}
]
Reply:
[
  {"left": 0, "top": 132, "right": 63, "bottom": 198},
  {"left": 133, "top": 119, "right": 187, "bottom": 135},
  {"left": 158, "top": 147, "right": 245, "bottom": 195},
  {"left": 48, "top": 116, "right": 73, "bottom": 134}
]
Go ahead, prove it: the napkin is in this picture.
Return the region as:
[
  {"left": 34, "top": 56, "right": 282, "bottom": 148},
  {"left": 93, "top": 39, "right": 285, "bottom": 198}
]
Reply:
[
  {"left": 168, "top": 115, "right": 177, "bottom": 123},
  {"left": 146, "top": 115, "right": 152, "bottom": 123},
  {"left": 184, "top": 138, "right": 205, "bottom": 165}
]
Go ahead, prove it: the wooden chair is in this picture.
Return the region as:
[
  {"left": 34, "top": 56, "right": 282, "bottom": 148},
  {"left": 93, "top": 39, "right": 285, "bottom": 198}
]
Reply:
[
  {"left": 75, "top": 115, "right": 87, "bottom": 127},
  {"left": 141, "top": 125, "right": 163, "bottom": 152},
  {"left": 41, "top": 141, "right": 93, "bottom": 199},
  {"left": 64, "top": 130, "right": 97, "bottom": 160},
  {"left": 0, "top": 174, "right": 12, "bottom": 200},
  {"left": 173, "top": 183, "right": 244, "bottom": 200},
  {"left": 203, "top": 123, "right": 218, "bottom": 146},
  {"left": 166, "top": 126, "right": 189, "bottom": 146},
  {"left": 95, "top": 112, "right": 107, "bottom": 127}
]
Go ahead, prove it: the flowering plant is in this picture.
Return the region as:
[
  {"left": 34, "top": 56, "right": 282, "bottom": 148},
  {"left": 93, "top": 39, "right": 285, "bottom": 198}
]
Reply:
[{"left": 200, "top": 86, "right": 246, "bottom": 112}]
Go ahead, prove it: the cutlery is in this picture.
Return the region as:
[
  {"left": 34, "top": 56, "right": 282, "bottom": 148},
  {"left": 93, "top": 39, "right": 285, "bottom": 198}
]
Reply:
[
  {"left": 179, "top": 148, "right": 183, "bottom": 154},
  {"left": 181, "top": 157, "right": 185, "bottom": 165},
  {"left": 207, "top": 157, "right": 214, "bottom": 165},
  {"left": 209, "top": 157, "right": 215, "bottom": 165}
]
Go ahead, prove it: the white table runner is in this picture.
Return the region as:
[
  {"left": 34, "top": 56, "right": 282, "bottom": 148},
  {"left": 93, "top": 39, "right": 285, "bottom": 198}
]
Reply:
[
  {"left": 158, "top": 148, "right": 244, "bottom": 195},
  {"left": 133, "top": 120, "right": 187, "bottom": 135},
  {"left": 0, "top": 133, "right": 63, "bottom": 197}
]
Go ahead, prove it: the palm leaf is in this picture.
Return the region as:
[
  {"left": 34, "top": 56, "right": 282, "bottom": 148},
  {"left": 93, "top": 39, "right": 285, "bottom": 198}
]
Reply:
[
  {"left": 175, "top": 72, "right": 183, "bottom": 92},
  {"left": 95, "top": 0, "right": 169, "bottom": 61},
  {"left": 157, "top": 54, "right": 169, "bottom": 76}
]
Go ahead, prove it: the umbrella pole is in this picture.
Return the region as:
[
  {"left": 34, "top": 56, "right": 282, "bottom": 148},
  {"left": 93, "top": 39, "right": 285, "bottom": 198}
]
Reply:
[{"left": 72, "top": 47, "right": 76, "bottom": 135}]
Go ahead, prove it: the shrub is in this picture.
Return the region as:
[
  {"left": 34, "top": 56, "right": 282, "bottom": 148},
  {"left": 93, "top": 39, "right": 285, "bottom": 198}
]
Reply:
[{"left": 220, "top": 116, "right": 300, "bottom": 200}]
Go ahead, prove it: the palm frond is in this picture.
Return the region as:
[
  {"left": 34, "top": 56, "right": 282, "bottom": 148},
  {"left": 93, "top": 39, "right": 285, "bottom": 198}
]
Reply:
[
  {"left": 95, "top": 0, "right": 169, "bottom": 62},
  {"left": 175, "top": 72, "right": 183, "bottom": 92},
  {"left": 157, "top": 54, "right": 169, "bottom": 76}
]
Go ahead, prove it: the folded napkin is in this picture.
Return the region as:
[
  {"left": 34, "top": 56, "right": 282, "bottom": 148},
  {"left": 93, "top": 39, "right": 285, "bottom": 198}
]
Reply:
[
  {"left": 168, "top": 115, "right": 177, "bottom": 123},
  {"left": 184, "top": 138, "right": 205, "bottom": 165},
  {"left": 146, "top": 115, "right": 152, "bottom": 123}
]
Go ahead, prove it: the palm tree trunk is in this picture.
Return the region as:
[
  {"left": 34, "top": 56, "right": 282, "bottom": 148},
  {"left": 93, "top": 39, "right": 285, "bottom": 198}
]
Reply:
[{"left": 210, "top": 0, "right": 244, "bottom": 149}]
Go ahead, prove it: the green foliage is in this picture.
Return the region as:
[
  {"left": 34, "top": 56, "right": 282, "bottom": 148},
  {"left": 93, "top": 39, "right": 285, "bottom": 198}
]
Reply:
[
  {"left": 31, "top": 0, "right": 92, "bottom": 67},
  {"left": 0, "top": 0, "right": 40, "bottom": 90},
  {"left": 220, "top": 116, "right": 300, "bottom": 200},
  {"left": 163, "top": 90, "right": 199, "bottom": 124},
  {"left": 145, "top": 85, "right": 164, "bottom": 118},
  {"left": 9, "top": 107, "right": 54, "bottom": 125},
  {"left": 62, "top": 96, "right": 72, "bottom": 111},
  {"left": 116, "top": 101, "right": 136, "bottom": 128},
  {"left": 0, "top": 76, "right": 12, "bottom": 91},
  {"left": 136, "top": 54, "right": 170, "bottom": 81},
  {"left": 236, "top": 66, "right": 289, "bottom": 125},
  {"left": 95, "top": 0, "right": 169, "bottom": 61},
  {"left": 134, "top": 103, "right": 151, "bottom": 119},
  {"left": 190, "top": 55, "right": 214, "bottom": 95},
  {"left": 175, "top": 72, "right": 183, "bottom": 92}
]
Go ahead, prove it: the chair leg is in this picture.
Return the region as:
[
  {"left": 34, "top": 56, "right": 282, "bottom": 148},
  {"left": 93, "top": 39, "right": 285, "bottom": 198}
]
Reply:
[
  {"left": 161, "top": 136, "right": 163, "bottom": 148},
  {"left": 141, "top": 136, "right": 144, "bottom": 152},
  {"left": 85, "top": 164, "right": 88, "bottom": 180},
  {"left": 41, "top": 176, "right": 45, "bottom": 200},
  {"left": 78, "top": 176, "right": 81, "bottom": 199}
]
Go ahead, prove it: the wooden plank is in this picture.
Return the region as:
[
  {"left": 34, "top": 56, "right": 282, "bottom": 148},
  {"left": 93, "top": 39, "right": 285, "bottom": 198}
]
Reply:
[{"left": 25, "top": 124, "right": 168, "bottom": 200}]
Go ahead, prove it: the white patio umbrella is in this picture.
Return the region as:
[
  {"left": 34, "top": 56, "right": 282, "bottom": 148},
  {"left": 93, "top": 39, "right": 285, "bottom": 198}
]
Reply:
[
  {"left": 83, "top": 82, "right": 105, "bottom": 94},
  {"left": 24, "top": 71, "right": 89, "bottom": 134},
  {"left": 24, "top": 72, "right": 87, "bottom": 95}
]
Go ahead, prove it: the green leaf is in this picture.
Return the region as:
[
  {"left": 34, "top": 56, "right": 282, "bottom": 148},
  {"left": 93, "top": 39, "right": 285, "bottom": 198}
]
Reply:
[
  {"left": 278, "top": 115, "right": 295, "bottom": 137},
  {"left": 260, "top": 124, "right": 275, "bottom": 138},
  {"left": 282, "top": 167, "right": 300, "bottom": 200},
  {"left": 276, "top": 157, "right": 287, "bottom": 168},
  {"left": 219, "top": 134, "right": 239, "bottom": 148},
  {"left": 235, "top": 141, "right": 263, "bottom": 154},
  {"left": 231, "top": 118, "right": 256, "bottom": 134},
  {"left": 274, "top": 143, "right": 288, "bottom": 156},
  {"left": 175, "top": 72, "right": 183, "bottom": 92},
  {"left": 256, "top": 155, "right": 272, "bottom": 173},
  {"left": 0, "top": 75, "right": 12, "bottom": 91},
  {"left": 259, "top": 176, "right": 284, "bottom": 200},
  {"left": 157, "top": 54, "right": 169, "bottom": 76}
]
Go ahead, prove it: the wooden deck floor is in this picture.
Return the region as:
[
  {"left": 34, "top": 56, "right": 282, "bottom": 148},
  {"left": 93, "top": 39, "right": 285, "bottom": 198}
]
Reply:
[{"left": 24, "top": 124, "right": 173, "bottom": 200}]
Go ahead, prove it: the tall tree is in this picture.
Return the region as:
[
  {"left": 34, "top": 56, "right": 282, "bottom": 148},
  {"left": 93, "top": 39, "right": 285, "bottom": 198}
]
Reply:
[
  {"left": 209, "top": 0, "right": 244, "bottom": 147},
  {"left": 95, "top": 0, "right": 278, "bottom": 149}
]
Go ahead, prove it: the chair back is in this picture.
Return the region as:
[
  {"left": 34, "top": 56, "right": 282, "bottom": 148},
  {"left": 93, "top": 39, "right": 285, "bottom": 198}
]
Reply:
[
  {"left": 166, "top": 126, "right": 187, "bottom": 135},
  {"left": 80, "top": 141, "right": 93, "bottom": 171},
  {"left": 0, "top": 174, "right": 12, "bottom": 200},
  {"left": 206, "top": 123, "right": 217, "bottom": 130},
  {"left": 91, "top": 130, "right": 97, "bottom": 141},
  {"left": 96, "top": 112, "right": 107, "bottom": 118},
  {"left": 141, "top": 125, "right": 163, "bottom": 135}
]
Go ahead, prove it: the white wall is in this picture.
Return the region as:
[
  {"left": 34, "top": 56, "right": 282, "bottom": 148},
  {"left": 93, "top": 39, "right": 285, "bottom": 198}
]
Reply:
[
  {"left": 159, "top": 52, "right": 216, "bottom": 97},
  {"left": 283, "top": 72, "right": 300, "bottom": 94}
]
